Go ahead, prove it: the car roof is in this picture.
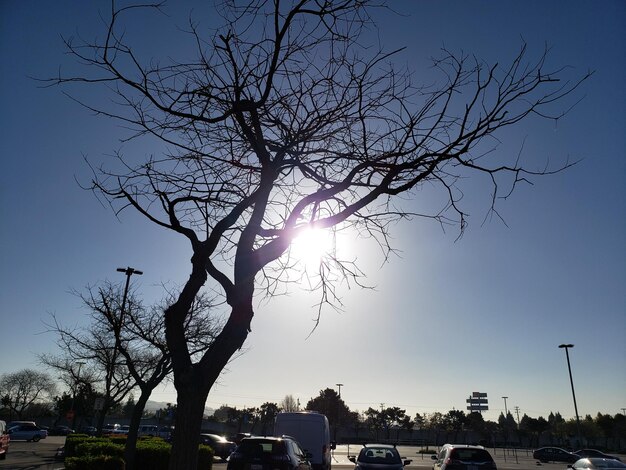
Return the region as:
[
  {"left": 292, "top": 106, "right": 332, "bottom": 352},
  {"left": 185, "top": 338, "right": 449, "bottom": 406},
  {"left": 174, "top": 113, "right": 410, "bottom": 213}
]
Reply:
[
  {"left": 243, "top": 436, "right": 288, "bottom": 441},
  {"left": 442, "top": 444, "right": 486, "bottom": 449}
]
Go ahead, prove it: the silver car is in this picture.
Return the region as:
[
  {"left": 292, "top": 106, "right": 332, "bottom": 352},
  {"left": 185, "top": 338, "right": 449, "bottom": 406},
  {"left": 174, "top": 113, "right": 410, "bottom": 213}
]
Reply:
[{"left": 8, "top": 424, "right": 48, "bottom": 442}]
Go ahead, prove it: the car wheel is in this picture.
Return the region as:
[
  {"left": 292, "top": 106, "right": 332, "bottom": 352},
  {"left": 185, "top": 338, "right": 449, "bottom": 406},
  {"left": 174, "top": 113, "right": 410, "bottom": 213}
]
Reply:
[{"left": 32, "top": 435, "right": 41, "bottom": 442}]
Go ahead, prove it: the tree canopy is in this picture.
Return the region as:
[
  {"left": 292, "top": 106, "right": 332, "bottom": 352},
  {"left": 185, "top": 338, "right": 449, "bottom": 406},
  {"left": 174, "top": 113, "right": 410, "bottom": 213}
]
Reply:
[{"left": 49, "top": 1, "right": 590, "bottom": 467}]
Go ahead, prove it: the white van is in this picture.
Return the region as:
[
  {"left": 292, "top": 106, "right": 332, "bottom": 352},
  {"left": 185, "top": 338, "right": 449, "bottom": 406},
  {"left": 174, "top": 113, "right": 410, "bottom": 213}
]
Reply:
[{"left": 274, "top": 412, "right": 335, "bottom": 470}]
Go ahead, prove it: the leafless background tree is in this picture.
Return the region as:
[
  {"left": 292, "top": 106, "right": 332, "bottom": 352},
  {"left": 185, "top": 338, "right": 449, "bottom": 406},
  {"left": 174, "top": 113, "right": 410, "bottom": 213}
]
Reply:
[
  {"left": 0, "top": 369, "right": 57, "bottom": 420},
  {"left": 49, "top": 0, "right": 590, "bottom": 467},
  {"left": 41, "top": 281, "right": 221, "bottom": 468},
  {"left": 41, "top": 288, "right": 136, "bottom": 433}
]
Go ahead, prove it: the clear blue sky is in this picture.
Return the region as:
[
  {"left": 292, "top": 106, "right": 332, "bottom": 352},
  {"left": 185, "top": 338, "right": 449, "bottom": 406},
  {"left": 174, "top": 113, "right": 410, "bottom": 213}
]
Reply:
[{"left": 1, "top": 1, "right": 624, "bottom": 423}]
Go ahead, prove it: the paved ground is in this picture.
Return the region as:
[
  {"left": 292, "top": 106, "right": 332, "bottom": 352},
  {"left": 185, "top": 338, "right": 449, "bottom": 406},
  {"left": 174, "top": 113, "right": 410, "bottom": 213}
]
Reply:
[
  {"left": 1, "top": 439, "right": 623, "bottom": 470},
  {"left": 0, "top": 435, "right": 66, "bottom": 470}
]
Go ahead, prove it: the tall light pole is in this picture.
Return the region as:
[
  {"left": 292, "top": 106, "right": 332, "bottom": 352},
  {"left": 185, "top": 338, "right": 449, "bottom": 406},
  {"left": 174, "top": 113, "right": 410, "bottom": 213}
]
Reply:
[
  {"left": 335, "top": 384, "right": 344, "bottom": 443},
  {"left": 117, "top": 267, "right": 143, "bottom": 317},
  {"left": 116, "top": 266, "right": 143, "bottom": 343},
  {"left": 559, "top": 343, "right": 582, "bottom": 445},
  {"left": 502, "top": 396, "right": 509, "bottom": 417}
]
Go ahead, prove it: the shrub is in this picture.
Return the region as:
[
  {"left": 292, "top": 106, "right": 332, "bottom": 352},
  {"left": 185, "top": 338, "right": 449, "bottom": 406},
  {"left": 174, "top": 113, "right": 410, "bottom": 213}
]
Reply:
[
  {"left": 197, "top": 444, "right": 214, "bottom": 470},
  {"left": 135, "top": 439, "right": 171, "bottom": 470},
  {"left": 65, "top": 455, "right": 125, "bottom": 470},
  {"left": 75, "top": 440, "right": 124, "bottom": 458},
  {"left": 108, "top": 435, "right": 128, "bottom": 445},
  {"left": 65, "top": 433, "right": 213, "bottom": 470},
  {"left": 65, "top": 435, "right": 109, "bottom": 458}
]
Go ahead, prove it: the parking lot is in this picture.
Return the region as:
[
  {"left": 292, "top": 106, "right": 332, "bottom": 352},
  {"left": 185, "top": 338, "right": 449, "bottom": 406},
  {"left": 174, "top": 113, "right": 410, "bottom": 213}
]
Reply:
[
  {"left": 0, "top": 435, "right": 65, "bottom": 470},
  {"left": 1, "top": 439, "right": 623, "bottom": 470}
]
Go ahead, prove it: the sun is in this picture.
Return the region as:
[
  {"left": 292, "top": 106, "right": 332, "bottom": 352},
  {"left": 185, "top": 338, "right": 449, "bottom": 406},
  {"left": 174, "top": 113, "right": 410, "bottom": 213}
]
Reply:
[{"left": 290, "top": 227, "right": 334, "bottom": 266}]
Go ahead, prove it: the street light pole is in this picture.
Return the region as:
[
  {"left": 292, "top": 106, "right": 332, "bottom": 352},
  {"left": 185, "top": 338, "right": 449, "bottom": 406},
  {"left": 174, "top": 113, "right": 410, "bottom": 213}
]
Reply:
[
  {"left": 502, "top": 396, "right": 509, "bottom": 417},
  {"left": 559, "top": 343, "right": 582, "bottom": 446},
  {"left": 335, "top": 384, "right": 344, "bottom": 443},
  {"left": 117, "top": 267, "right": 143, "bottom": 318}
]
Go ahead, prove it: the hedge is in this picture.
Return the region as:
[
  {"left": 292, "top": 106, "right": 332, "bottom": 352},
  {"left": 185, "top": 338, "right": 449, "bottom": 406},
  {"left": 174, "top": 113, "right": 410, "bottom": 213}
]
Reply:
[{"left": 63, "top": 434, "right": 214, "bottom": 470}]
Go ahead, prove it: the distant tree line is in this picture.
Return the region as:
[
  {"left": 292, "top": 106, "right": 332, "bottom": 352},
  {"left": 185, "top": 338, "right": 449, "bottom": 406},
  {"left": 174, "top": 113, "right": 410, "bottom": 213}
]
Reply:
[
  {"left": 1, "top": 280, "right": 622, "bottom": 466},
  {"left": 2, "top": 375, "right": 624, "bottom": 452}
]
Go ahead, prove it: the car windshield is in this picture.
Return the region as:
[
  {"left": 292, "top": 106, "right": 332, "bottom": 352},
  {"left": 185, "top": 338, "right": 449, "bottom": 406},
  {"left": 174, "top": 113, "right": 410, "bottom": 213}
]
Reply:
[
  {"left": 359, "top": 447, "right": 401, "bottom": 464},
  {"left": 238, "top": 439, "right": 286, "bottom": 457},
  {"left": 450, "top": 449, "right": 494, "bottom": 463}
]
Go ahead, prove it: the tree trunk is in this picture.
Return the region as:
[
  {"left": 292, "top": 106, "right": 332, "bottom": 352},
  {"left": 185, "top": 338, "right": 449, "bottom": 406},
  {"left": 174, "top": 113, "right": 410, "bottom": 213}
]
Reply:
[
  {"left": 168, "top": 376, "right": 211, "bottom": 470},
  {"left": 96, "top": 406, "right": 109, "bottom": 436},
  {"left": 124, "top": 390, "right": 150, "bottom": 470}
]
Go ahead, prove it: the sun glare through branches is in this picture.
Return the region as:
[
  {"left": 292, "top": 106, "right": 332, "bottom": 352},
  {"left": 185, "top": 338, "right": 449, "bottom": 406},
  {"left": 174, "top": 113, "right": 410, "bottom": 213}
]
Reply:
[{"left": 290, "top": 227, "right": 334, "bottom": 267}]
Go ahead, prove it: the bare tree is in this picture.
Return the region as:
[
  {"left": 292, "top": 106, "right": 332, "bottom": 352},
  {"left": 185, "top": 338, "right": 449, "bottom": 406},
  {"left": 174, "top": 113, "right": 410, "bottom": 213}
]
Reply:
[
  {"left": 115, "top": 290, "right": 220, "bottom": 469},
  {"left": 0, "top": 369, "right": 57, "bottom": 420},
  {"left": 41, "top": 287, "right": 136, "bottom": 433},
  {"left": 280, "top": 394, "right": 300, "bottom": 412},
  {"left": 43, "top": 281, "right": 220, "bottom": 469},
  {"left": 50, "top": 1, "right": 590, "bottom": 467}
]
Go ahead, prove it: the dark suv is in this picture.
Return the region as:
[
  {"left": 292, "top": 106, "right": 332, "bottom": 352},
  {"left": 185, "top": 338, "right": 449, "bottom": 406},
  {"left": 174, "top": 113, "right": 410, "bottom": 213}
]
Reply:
[
  {"left": 431, "top": 444, "right": 497, "bottom": 470},
  {"left": 227, "top": 436, "right": 312, "bottom": 470}
]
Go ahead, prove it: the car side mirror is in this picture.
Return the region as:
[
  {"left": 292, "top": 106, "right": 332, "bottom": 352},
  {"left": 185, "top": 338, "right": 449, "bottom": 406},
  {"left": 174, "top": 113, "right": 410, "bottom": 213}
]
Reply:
[
  {"left": 349, "top": 456, "right": 356, "bottom": 463},
  {"left": 431, "top": 455, "right": 437, "bottom": 461},
  {"left": 404, "top": 460, "right": 412, "bottom": 466}
]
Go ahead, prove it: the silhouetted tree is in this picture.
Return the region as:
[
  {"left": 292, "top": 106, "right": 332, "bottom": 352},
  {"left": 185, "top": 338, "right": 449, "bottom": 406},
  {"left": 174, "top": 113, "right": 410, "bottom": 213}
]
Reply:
[
  {"left": 444, "top": 410, "right": 466, "bottom": 442},
  {"left": 258, "top": 402, "right": 280, "bottom": 434},
  {"left": 0, "top": 369, "right": 57, "bottom": 420},
  {"left": 364, "top": 407, "right": 384, "bottom": 440},
  {"left": 51, "top": 0, "right": 590, "bottom": 466},
  {"left": 280, "top": 395, "right": 300, "bottom": 412},
  {"left": 399, "top": 415, "right": 414, "bottom": 440},
  {"left": 426, "top": 412, "right": 445, "bottom": 445},
  {"left": 306, "top": 388, "right": 351, "bottom": 431},
  {"left": 380, "top": 407, "right": 407, "bottom": 440},
  {"left": 43, "top": 281, "right": 219, "bottom": 469}
]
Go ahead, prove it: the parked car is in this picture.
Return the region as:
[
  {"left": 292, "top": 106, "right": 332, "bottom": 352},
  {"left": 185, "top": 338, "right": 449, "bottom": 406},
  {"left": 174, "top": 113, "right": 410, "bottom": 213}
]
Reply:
[
  {"left": 113, "top": 425, "right": 131, "bottom": 434},
  {"left": 158, "top": 426, "right": 174, "bottom": 440},
  {"left": 7, "top": 424, "right": 48, "bottom": 442},
  {"left": 349, "top": 444, "right": 411, "bottom": 470},
  {"left": 431, "top": 444, "right": 497, "bottom": 470},
  {"left": 0, "top": 420, "right": 9, "bottom": 460},
  {"left": 569, "top": 458, "right": 626, "bottom": 470},
  {"left": 138, "top": 425, "right": 159, "bottom": 437},
  {"left": 79, "top": 426, "right": 97, "bottom": 436},
  {"left": 533, "top": 447, "right": 578, "bottom": 463},
  {"left": 575, "top": 450, "right": 622, "bottom": 461},
  {"left": 102, "top": 423, "right": 121, "bottom": 434},
  {"left": 200, "top": 433, "right": 237, "bottom": 460},
  {"left": 231, "top": 432, "right": 252, "bottom": 445},
  {"left": 7, "top": 421, "right": 36, "bottom": 429},
  {"left": 228, "top": 436, "right": 312, "bottom": 470},
  {"left": 49, "top": 425, "right": 75, "bottom": 436}
]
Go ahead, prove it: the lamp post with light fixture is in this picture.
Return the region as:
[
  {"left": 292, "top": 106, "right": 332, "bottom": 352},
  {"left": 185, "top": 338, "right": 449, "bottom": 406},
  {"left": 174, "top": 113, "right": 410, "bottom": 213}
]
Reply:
[{"left": 559, "top": 343, "right": 582, "bottom": 446}]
